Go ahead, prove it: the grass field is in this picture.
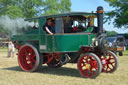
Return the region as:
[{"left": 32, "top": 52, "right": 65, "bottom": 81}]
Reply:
[{"left": 0, "top": 49, "right": 128, "bottom": 85}]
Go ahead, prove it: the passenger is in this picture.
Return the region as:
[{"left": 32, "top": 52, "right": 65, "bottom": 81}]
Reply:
[{"left": 43, "top": 18, "right": 53, "bottom": 35}]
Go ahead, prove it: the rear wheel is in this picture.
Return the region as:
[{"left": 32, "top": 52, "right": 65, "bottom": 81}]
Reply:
[
  {"left": 102, "top": 51, "right": 118, "bottom": 73},
  {"left": 18, "top": 44, "right": 43, "bottom": 72},
  {"left": 77, "top": 53, "right": 102, "bottom": 78}
]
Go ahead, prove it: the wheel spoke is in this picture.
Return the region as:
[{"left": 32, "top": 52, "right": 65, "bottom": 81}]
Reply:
[
  {"left": 83, "top": 69, "right": 89, "bottom": 76},
  {"left": 28, "top": 62, "right": 33, "bottom": 69},
  {"left": 111, "top": 61, "right": 115, "bottom": 64},
  {"left": 85, "top": 56, "right": 89, "bottom": 63},
  {"left": 29, "top": 48, "right": 33, "bottom": 54},
  {"left": 32, "top": 54, "right": 36, "bottom": 58},
  {"left": 24, "top": 49, "right": 28, "bottom": 56},
  {"left": 106, "top": 64, "right": 112, "bottom": 71},
  {"left": 109, "top": 63, "right": 114, "bottom": 68},
  {"left": 90, "top": 67, "right": 96, "bottom": 76},
  {"left": 108, "top": 57, "right": 114, "bottom": 61},
  {"left": 81, "top": 62, "right": 86, "bottom": 66}
]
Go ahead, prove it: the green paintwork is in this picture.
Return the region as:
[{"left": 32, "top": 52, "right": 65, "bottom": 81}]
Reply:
[
  {"left": 39, "top": 33, "right": 95, "bottom": 53},
  {"left": 54, "top": 34, "right": 89, "bottom": 52},
  {"left": 38, "top": 18, "right": 47, "bottom": 51},
  {"left": 24, "top": 29, "right": 39, "bottom": 34},
  {"left": 84, "top": 27, "right": 94, "bottom": 32},
  {"left": 11, "top": 34, "right": 38, "bottom": 41}
]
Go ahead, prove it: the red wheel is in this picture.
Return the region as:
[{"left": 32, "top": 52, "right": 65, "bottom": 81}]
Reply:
[
  {"left": 77, "top": 53, "right": 102, "bottom": 78},
  {"left": 102, "top": 51, "right": 118, "bottom": 73},
  {"left": 18, "top": 44, "right": 42, "bottom": 72}
]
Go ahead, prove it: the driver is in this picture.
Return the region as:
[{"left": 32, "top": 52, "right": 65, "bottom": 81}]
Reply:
[{"left": 43, "top": 18, "right": 53, "bottom": 35}]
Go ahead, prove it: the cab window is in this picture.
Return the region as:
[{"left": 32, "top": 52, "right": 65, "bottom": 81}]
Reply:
[
  {"left": 63, "top": 15, "right": 97, "bottom": 33},
  {"left": 55, "top": 17, "right": 63, "bottom": 33}
]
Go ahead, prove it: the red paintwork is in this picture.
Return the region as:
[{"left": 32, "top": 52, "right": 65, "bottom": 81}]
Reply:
[
  {"left": 78, "top": 55, "right": 99, "bottom": 78},
  {"left": 43, "top": 53, "right": 60, "bottom": 64},
  {"left": 72, "top": 26, "right": 77, "bottom": 31},
  {"left": 17, "top": 45, "right": 22, "bottom": 50},
  {"left": 82, "top": 47, "right": 92, "bottom": 52},
  {"left": 18, "top": 46, "right": 36, "bottom": 71}
]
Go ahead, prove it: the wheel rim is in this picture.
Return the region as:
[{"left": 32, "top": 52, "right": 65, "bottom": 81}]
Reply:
[
  {"left": 18, "top": 45, "right": 37, "bottom": 71},
  {"left": 102, "top": 52, "right": 117, "bottom": 72},
  {"left": 78, "top": 54, "right": 99, "bottom": 78}
]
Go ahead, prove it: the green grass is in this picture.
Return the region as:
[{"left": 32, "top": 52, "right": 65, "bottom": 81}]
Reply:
[
  {"left": 0, "top": 50, "right": 128, "bottom": 85},
  {"left": 123, "top": 50, "right": 128, "bottom": 55},
  {"left": 0, "top": 47, "right": 8, "bottom": 51}
]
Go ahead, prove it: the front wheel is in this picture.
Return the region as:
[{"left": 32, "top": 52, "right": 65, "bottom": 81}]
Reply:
[
  {"left": 77, "top": 53, "right": 102, "bottom": 78},
  {"left": 18, "top": 44, "right": 43, "bottom": 72},
  {"left": 102, "top": 51, "right": 118, "bottom": 73}
]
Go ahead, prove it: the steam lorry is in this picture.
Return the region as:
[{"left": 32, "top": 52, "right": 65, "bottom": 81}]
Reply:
[{"left": 11, "top": 6, "right": 118, "bottom": 78}]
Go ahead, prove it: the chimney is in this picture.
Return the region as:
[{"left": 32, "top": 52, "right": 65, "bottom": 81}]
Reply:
[{"left": 97, "top": 6, "right": 104, "bottom": 34}]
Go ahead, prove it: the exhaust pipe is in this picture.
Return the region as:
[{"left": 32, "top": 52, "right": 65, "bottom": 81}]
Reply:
[
  {"left": 97, "top": 6, "right": 104, "bottom": 34},
  {"left": 60, "top": 54, "right": 70, "bottom": 65}
]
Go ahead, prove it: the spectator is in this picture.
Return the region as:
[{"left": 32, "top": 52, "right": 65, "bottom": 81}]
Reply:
[{"left": 8, "top": 41, "right": 15, "bottom": 58}]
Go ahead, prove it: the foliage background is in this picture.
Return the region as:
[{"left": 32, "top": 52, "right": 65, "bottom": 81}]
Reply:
[
  {"left": 0, "top": 0, "right": 71, "bottom": 18},
  {"left": 0, "top": 0, "right": 71, "bottom": 35},
  {"left": 104, "top": 0, "right": 128, "bottom": 28}
]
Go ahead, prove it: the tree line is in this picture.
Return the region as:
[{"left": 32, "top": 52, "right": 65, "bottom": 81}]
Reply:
[
  {"left": 104, "top": 0, "right": 128, "bottom": 28},
  {"left": 0, "top": 0, "right": 71, "bottom": 18}
]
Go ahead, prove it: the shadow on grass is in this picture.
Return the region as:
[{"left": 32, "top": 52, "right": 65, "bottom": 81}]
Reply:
[
  {"left": 2, "top": 65, "right": 82, "bottom": 78},
  {"left": 2, "top": 66, "right": 21, "bottom": 71}
]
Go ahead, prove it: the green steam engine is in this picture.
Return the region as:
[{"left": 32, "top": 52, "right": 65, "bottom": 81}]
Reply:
[{"left": 11, "top": 6, "right": 118, "bottom": 78}]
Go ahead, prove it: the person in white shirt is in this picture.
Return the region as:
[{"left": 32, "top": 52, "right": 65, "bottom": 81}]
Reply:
[{"left": 8, "top": 41, "right": 15, "bottom": 58}]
